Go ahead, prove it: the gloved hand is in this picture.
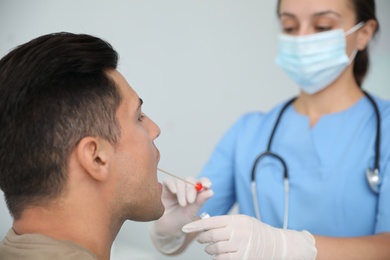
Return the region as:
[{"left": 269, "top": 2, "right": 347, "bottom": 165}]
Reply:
[
  {"left": 150, "top": 176, "right": 213, "bottom": 254},
  {"left": 182, "top": 214, "right": 317, "bottom": 260}
]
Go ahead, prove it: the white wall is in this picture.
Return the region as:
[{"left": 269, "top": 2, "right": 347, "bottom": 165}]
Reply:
[{"left": 0, "top": 1, "right": 389, "bottom": 259}]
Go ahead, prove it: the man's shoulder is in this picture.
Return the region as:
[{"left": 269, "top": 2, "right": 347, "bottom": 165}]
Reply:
[{"left": 0, "top": 229, "right": 98, "bottom": 260}]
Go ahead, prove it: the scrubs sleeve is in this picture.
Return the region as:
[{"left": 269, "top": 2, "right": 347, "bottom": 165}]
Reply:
[
  {"left": 375, "top": 102, "right": 390, "bottom": 234},
  {"left": 198, "top": 113, "right": 262, "bottom": 216}
]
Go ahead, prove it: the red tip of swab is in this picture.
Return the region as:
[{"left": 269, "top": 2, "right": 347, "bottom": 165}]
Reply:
[{"left": 195, "top": 183, "right": 203, "bottom": 191}]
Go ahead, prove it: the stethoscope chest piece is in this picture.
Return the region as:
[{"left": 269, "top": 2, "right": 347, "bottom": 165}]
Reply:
[{"left": 366, "top": 168, "right": 380, "bottom": 194}]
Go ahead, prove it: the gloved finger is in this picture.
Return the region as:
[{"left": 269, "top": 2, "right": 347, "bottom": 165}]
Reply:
[
  {"left": 176, "top": 179, "right": 189, "bottom": 207},
  {"left": 185, "top": 177, "right": 198, "bottom": 204},
  {"left": 182, "top": 215, "right": 230, "bottom": 233},
  {"left": 163, "top": 178, "right": 178, "bottom": 194},
  {"left": 163, "top": 178, "right": 189, "bottom": 207},
  {"left": 198, "top": 177, "right": 212, "bottom": 189},
  {"left": 204, "top": 240, "right": 238, "bottom": 256},
  {"left": 196, "top": 227, "right": 231, "bottom": 244}
]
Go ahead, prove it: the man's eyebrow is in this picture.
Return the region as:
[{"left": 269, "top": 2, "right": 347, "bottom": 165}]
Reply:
[{"left": 279, "top": 12, "right": 295, "bottom": 18}]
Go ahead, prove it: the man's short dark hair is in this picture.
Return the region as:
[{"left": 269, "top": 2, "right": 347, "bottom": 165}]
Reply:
[{"left": 0, "top": 32, "right": 122, "bottom": 219}]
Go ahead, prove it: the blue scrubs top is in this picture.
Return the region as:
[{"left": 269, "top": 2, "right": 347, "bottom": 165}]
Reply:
[{"left": 199, "top": 94, "right": 390, "bottom": 237}]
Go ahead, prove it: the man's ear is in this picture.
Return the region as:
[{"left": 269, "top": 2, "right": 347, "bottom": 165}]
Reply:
[
  {"left": 357, "top": 19, "right": 378, "bottom": 51},
  {"left": 75, "top": 137, "right": 111, "bottom": 182}
]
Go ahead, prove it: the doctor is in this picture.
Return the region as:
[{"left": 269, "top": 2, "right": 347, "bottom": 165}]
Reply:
[{"left": 150, "top": 0, "right": 390, "bottom": 259}]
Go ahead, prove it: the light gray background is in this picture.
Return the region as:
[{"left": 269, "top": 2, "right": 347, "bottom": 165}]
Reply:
[{"left": 0, "top": 1, "right": 389, "bottom": 259}]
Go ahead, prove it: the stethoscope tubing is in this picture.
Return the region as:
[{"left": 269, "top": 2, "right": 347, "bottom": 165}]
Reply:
[{"left": 251, "top": 91, "right": 380, "bottom": 229}]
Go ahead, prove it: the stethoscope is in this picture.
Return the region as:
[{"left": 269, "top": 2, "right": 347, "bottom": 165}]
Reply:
[{"left": 251, "top": 91, "right": 381, "bottom": 229}]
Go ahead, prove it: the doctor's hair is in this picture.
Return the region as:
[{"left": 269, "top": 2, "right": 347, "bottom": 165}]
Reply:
[
  {"left": 350, "top": 0, "right": 379, "bottom": 87},
  {"left": 0, "top": 32, "right": 122, "bottom": 219},
  {"left": 276, "top": 0, "right": 379, "bottom": 87}
]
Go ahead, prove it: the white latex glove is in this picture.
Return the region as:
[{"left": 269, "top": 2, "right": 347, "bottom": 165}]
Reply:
[
  {"left": 150, "top": 177, "right": 213, "bottom": 254},
  {"left": 182, "top": 214, "right": 317, "bottom": 260}
]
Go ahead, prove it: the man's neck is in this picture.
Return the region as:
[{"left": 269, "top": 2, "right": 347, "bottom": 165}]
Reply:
[{"left": 13, "top": 202, "right": 122, "bottom": 260}]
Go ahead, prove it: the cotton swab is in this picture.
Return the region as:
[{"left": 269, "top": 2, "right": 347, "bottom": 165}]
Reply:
[{"left": 157, "top": 168, "right": 203, "bottom": 191}]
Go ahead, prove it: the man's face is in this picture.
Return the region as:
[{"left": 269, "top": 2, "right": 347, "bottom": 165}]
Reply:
[{"left": 107, "top": 69, "right": 164, "bottom": 222}]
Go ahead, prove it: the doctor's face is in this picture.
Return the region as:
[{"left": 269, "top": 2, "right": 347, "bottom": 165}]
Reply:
[
  {"left": 277, "top": 0, "right": 364, "bottom": 61},
  {"left": 278, "top": 0, "right": 358, "bottom": 36}
]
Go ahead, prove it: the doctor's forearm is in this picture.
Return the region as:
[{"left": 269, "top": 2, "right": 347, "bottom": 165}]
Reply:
[{"left": 314, "top": 233, "right": 390, "bottom": 260}]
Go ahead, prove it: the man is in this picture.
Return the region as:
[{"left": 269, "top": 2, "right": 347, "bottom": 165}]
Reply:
[{"left": 0, "top": 32, "right": 164, "bottom": 259}]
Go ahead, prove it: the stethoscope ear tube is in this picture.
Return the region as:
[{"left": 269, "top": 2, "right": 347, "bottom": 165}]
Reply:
[
  {"left": 283, "top": 178, "right": 289, "bottom": 229},
  {"left": 251, "top": 181, "right": 261, "bottom": 221},
  {"left": 251, "top": 176, "right": 289, "bottom": 229}
]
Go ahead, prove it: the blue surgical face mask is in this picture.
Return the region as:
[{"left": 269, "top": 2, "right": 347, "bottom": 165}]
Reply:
[{"left": 275, "top": 22, "right": 365, "bottom": 94}]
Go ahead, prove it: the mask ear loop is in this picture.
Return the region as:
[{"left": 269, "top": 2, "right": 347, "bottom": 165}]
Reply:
[
  {"left": 345, "top": 22, "right": 366, "bottom": 63},
  {"left": 345, "top": 22, "right": 366, "bottom": 36},
  {"left": 348, "top": 49, "right": 358, "bottom": 64}
]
